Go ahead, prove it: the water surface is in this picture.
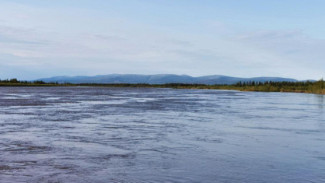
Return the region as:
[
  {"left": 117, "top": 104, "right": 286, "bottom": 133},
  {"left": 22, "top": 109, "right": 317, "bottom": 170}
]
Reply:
[{"left": 0, "top": 87, "right": 324, "bottom": 183}]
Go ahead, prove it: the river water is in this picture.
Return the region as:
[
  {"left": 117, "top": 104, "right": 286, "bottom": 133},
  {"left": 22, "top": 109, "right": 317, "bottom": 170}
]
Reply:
[{"left": 0, "top": 87, "right": 324, "bottom": 183}]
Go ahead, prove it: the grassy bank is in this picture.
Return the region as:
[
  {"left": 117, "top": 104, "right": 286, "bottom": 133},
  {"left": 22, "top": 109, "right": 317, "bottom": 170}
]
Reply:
[{"left": 0, "top": 79, "right": 324, "bottom": 95}]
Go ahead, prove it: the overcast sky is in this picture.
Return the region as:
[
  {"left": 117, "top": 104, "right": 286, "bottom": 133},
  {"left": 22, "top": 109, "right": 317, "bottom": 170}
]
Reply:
[{"left": 0, "top": 0, "right": 324, "bottom": 80}]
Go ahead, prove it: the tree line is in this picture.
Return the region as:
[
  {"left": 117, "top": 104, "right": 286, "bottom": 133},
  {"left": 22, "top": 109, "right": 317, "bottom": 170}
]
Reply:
[{"left": 0, "top": 78, "right": 324, "bottom": 94}]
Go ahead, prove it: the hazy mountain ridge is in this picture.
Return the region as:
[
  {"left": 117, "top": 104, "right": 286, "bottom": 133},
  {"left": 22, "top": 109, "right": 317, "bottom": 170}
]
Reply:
[{"left": 38, "top": 74, "right": 299, "bottom": 85}]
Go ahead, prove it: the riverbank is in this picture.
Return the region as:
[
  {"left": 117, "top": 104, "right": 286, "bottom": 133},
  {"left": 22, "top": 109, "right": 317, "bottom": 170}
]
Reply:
[{"left": 0, "top": 80, "right": 324, "bottom": 95}]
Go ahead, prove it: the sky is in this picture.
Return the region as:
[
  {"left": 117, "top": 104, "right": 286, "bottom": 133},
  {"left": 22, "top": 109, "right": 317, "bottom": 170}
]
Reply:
[{"left": 0, "top": 0, "right": 324, "bottom": 80}]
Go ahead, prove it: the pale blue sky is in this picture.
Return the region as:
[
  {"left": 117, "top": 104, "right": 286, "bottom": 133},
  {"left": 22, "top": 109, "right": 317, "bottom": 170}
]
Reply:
[{"left": 0, "top": 0, "right": 324, "bottom": 80}]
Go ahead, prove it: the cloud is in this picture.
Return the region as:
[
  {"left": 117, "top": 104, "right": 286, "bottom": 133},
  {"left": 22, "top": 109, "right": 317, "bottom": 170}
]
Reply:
[
  {"left": 235, "top": 30, "right": 325, "bottom": 67},
  {"left": 0, "top": 1, "right": 324, "bottom": 80}
]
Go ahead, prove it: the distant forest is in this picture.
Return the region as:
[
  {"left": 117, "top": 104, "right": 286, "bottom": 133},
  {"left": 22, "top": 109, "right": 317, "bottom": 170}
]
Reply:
[{"left": 0, "top": 78, "right": 324, "bottom": 95}]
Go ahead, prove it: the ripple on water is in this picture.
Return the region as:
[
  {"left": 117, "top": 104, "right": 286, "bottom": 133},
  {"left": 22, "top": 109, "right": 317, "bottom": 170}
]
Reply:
[{"left": 0, "top": 87, "right": 324, "bottom": 183}]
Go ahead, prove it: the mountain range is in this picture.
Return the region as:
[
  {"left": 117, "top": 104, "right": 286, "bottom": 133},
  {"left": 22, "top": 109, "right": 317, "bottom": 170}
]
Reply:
[{"left": 37, "top": 74, "right": 300, "bottom": 85}]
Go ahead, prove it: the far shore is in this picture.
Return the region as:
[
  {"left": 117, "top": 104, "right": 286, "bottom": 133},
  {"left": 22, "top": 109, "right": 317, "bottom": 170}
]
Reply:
[{"left": 0, "top": 80, "right": 324, "bottom": 95}]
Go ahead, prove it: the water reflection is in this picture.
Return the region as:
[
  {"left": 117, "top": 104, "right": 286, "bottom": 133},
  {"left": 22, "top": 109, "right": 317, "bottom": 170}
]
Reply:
[
  {"left": 315, "top": 94, "right": 325, "bottom": 109},
  {"left": 0, "top": 87, "right": 324, "bottom": 183}
]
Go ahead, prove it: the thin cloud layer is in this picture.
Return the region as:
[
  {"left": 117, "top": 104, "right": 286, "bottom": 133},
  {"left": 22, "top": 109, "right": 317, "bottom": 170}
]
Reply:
[{"left": 0, "top": 1, "right": 324, "bottom": 80}]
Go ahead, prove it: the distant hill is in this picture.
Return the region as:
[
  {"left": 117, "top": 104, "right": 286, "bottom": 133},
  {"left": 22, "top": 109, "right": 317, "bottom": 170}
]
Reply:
[{"left": 38, "top": 74, "right": 298, "bottom": 85}]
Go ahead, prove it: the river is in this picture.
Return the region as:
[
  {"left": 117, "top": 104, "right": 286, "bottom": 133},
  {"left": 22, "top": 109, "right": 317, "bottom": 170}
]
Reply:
[{"left": 0, "top": 87, "right": 324, "bottom": 182}]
